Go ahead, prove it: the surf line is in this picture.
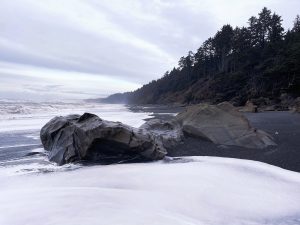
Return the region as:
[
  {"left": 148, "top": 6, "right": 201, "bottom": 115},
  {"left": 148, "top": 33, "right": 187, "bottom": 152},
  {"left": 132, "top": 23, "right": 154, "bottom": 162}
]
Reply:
[{"left": 0, "top": 144, "right": 40, "bottom": 149}]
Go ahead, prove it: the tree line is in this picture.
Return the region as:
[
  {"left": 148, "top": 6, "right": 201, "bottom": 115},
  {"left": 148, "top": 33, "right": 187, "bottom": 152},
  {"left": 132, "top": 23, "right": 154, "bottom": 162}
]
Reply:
[{"left": 105, "top": 8, "right": 300, "bottom": 105}]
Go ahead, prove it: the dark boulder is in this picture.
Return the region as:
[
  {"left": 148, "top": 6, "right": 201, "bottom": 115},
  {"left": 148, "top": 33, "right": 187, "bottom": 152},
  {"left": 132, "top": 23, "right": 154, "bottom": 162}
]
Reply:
[
  {"left": 175, "top": 102, "right": 276, "bottom": 149},
  {"left": 40, "top": 113, "right": 167, "bottom": 165}
]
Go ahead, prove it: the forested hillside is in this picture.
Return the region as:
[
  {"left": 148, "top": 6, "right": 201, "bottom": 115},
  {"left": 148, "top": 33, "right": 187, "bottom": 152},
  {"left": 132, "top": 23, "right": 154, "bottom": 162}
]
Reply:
[{"left": 104, "top": 8, "right": 300, "bottom": 106}]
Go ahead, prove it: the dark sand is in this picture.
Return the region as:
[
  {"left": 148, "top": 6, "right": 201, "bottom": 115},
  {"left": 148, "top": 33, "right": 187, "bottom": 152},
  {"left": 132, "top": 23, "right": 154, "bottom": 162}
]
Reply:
[{"left": 135, "top": 106, "right": 300, "bottom": 172}]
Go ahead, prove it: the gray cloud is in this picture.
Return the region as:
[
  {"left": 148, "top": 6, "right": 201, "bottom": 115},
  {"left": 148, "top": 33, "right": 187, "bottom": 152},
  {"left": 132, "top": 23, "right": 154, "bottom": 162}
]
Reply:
[{"left": 0, "top": 0, "right": 299, "bottom": 100}]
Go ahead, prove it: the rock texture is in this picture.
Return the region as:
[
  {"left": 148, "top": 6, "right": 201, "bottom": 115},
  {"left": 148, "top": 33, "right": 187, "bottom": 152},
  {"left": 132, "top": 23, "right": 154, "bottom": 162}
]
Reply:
[
  {"left": 140, "top": 119, "right": 184, "bottom": 148},
  {"left": 40, "top": 113, "right": 167, "bottom": 165},
  {"left": 175, "top": 102, "right": 276, "bottom": 149}
]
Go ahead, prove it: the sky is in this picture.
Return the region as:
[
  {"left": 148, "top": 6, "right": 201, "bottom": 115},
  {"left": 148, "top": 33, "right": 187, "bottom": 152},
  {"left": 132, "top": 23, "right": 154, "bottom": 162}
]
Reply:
[{"left": 0, "top": 0, "right": 299, "bottom": 101}]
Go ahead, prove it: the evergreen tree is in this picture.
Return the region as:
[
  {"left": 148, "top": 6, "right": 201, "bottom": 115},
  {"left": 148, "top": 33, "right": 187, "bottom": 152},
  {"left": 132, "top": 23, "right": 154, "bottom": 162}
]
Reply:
[
  {"left": 248, "top": 16, "right": 259, "bottom": 47},
  {"left": 268, "top": 13, "right": 284, "bottom": 43},
  {"left": 257, "top": 7, "right": 272, "bottom": 47},
  {"left": 213, "top": 25, "right": 234, "bottom": 72},
  {"left": 232, "top": 27, "right": 251, "bottom": 70},
  {"left": 292, "top": 15, "right": 300, "bottom": 33}
]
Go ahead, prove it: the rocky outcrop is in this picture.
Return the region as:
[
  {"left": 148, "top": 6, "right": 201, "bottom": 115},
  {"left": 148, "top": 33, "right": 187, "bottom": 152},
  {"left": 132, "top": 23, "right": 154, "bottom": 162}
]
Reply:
[
  {"left": 40, "top": 113, "right": 167, "bottom": 165},
  {"left": 175, "top": 102, "right": 276, "bottom": 149},
  {"left": 249, "top": 95, "right": 294, "bottom": 112}
]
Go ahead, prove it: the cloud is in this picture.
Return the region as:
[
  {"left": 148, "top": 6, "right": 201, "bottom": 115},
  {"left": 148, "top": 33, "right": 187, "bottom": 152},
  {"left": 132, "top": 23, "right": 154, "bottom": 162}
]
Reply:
[
  {"left": 0, "top": 62, "right": 140, "bottom": 101},
  {"left": 0, "top": 0, "right": 299, "bottom": 100}
]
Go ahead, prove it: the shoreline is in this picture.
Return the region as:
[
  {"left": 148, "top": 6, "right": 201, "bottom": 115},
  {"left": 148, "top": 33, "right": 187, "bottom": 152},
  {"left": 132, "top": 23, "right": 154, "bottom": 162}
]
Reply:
[
  {"left": 130, "top": 105, "right": 300, "bottom": 172},
  {"left": 1, "top": 102, "right": 299, "bottom": 173}
]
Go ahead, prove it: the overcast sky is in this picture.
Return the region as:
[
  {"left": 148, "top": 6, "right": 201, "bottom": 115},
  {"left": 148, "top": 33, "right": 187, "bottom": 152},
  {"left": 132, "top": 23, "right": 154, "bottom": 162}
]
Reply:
[{"left": 0, "top": 0, "right": 299, "bottom": 101}]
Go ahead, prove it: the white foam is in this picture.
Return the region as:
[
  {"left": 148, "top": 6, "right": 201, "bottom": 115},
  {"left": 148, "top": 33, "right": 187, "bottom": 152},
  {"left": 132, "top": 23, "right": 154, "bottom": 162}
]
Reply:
[
  {"left": 0, "top": 102, "right": 152, "bottom": 132},
  {"left": 0, "top": 157, "right": 299, "bottom": 225},
  {"left": 0, "top": 144, "right": 39, "bottom": 149}
]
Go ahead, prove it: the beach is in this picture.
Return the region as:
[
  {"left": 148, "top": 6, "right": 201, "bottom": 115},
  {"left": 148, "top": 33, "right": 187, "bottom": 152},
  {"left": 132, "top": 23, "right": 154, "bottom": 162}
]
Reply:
[{"left": 0, "top": 102, "right": 300, "bottom": 225}]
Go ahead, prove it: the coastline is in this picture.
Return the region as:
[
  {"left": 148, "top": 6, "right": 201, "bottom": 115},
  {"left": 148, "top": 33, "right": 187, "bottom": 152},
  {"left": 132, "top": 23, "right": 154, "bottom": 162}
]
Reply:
[
  {"left": 1, "top": 101, "right": 299, "bottom": 172},
  {"left": 130, "top": 105, "right": 300, "bottom": 172},
  {"left": 1, "top": 102, "right": 300, "bottom": 225}
]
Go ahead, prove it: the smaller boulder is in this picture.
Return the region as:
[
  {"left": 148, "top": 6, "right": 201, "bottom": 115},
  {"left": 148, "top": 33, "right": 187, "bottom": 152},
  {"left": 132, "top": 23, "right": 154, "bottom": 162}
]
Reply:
[{"left": 175, "top": 102, "right": 276, "bottom": 149}]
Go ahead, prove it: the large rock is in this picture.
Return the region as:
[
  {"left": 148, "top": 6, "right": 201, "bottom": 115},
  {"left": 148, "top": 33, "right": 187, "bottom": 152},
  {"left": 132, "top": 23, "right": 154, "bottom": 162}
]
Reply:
[
  {"left": 40, "top": 113, "right": 167, "bottom": 165},
  {"left": 175, "top": 102, "right": 276, "bottom": 149}
]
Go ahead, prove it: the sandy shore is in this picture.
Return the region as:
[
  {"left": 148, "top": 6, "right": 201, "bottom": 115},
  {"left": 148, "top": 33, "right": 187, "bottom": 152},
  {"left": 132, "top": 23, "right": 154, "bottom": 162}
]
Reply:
[{"left": 133, "top": 105, "right": 300, "bottom": 172}]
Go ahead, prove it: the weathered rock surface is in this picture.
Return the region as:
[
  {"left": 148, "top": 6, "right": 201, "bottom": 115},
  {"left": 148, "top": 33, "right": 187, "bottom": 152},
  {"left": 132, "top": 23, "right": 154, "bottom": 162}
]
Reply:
[
  {"left": 40, "top": 113, "right": 167, "bottom": 165},
  {"left": 175, "top": 102, "right": 276, "bottom": 149},
  {"left": 140, "top": 119, "right": 184, "bottom": 148}
]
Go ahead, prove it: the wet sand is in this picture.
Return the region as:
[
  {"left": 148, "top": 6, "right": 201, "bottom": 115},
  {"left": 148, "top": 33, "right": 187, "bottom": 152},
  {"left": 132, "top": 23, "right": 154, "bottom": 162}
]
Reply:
[{"left": 137, "top": 106, "right": 300, "bottom": 172}]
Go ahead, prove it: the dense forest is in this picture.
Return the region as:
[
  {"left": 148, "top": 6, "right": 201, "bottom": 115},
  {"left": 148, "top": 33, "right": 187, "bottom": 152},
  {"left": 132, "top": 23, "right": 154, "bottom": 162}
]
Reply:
[{"left": 104, "top": 8, "right": 300, "bottom": 107}]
